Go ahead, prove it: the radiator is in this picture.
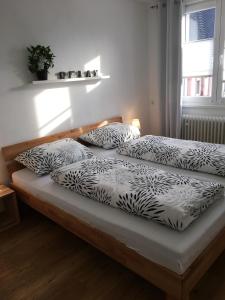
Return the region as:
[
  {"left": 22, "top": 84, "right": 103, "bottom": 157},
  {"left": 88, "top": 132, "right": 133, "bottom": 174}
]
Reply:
[{"left": 181, "top": 114, "right": 225, "bottom": 144}]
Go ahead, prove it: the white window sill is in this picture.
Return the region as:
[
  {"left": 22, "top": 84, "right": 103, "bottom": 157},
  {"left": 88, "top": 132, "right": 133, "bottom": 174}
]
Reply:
[
  {"left": 182, "top": 103, "right": 225, "bottom": 108},
  {"left": 182, "top": 97, "right": 225, "bottom": 108}
]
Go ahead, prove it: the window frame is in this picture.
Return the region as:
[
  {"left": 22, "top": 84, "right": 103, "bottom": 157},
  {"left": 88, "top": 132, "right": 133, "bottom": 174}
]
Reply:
[
  {"left": 216, "top": 0, "right": 225, "bottom": 103},
  {"left": 182, "top": 0, "right": 225, "bottom": 107}
]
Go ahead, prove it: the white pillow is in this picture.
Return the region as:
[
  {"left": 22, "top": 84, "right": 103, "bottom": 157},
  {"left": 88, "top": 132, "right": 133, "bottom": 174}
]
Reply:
[
  {"left": 79, "top": 123, "right": 140, "bottom": 149},
  {"left": 15, "top": 138, "right": 93, "bottom": 176}
]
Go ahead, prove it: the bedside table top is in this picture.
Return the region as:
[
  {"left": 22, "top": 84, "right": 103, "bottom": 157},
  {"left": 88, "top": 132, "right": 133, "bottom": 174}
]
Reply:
[{"left": 0, "top": 185, "right": 14, "bottom": 198}]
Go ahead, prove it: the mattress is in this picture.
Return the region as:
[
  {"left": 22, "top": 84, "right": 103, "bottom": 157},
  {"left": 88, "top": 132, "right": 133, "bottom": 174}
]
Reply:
[{"left": 12, "top": 146, "right": 225, "bottom": 275}]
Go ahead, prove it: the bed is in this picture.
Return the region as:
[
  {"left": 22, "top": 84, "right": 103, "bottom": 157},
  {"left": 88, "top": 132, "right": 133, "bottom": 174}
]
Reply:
[{"left": 2, "top": 116, "right": 225, "bottom": 300}]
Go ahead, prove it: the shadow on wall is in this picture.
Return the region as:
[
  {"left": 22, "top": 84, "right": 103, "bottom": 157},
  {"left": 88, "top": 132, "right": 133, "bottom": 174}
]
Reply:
[{"left": 9, "top": 47, "right": 32, "bottom": 84}]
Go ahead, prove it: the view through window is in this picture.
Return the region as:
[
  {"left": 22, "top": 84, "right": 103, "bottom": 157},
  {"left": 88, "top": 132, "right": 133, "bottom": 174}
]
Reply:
[
  {"left": 182, "top": 0, "right": 225, "bottom": 105},
  {"left": 183, "top": 7, "right": 215, "bottom": 98}
]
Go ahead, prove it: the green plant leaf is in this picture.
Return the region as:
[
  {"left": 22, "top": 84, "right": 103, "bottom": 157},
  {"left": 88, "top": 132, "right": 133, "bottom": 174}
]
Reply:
[{"left": 27, "top": 44, "right": 55, "bottom": 73}]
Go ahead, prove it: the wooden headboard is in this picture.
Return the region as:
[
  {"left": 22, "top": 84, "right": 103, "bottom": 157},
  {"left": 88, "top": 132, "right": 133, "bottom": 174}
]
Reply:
[{"left": 2, "top": 116, "right": 123, "bottom": 178}]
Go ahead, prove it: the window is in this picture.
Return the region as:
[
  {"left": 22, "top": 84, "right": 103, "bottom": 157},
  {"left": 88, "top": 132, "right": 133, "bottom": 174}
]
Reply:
[{"left": 182, "top": 0, "right": 225, "bottom": 106}]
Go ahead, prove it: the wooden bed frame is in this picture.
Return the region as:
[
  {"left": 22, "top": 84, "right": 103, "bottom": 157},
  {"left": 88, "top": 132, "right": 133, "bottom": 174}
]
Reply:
[{"left": 2, "top": 115, "right": 225, "bottom": 300}]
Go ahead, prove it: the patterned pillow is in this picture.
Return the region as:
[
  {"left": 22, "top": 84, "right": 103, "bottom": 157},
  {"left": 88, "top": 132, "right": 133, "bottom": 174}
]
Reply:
[
  {"left": 15, "top": 138, "right": 93, "bottom": 176},
  {"left": 79, "top": 123, "right": 140, "bottom": 149}
]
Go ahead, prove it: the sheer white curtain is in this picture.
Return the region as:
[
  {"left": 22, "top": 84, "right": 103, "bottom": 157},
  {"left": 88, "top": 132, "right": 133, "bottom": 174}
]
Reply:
[{"left": 160, "top": 0, "right": 183, "bottom": 138}]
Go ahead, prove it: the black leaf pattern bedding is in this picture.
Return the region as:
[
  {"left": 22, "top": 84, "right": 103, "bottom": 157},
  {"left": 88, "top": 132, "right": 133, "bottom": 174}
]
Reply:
[
  {"left": 117, "top": 135, "right": 225, "bottom": 177},
  {"left": 51, "top": 158, "right": 224, "bottom": 231}
]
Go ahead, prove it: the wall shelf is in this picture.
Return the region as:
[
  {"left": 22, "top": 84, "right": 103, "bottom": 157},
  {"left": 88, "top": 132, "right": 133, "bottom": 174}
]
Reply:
[{"left": 32, "top": 75, "right": 110, "bottom": 85}]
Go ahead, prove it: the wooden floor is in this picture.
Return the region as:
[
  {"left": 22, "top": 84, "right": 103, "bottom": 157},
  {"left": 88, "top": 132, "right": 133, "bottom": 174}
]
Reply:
[{"left": 0, "top": 211, "right": 225, "bottom": 300}]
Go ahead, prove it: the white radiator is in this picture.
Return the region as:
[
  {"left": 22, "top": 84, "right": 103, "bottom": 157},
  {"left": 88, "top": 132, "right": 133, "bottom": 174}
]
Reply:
[{"left": 181, "top": 114, "right": 225, "bottom": 144}]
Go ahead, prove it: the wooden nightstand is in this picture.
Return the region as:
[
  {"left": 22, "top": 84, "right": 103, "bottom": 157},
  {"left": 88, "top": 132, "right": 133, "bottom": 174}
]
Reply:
[{"left": 0, "top": 185, "right": 20, "bottom": 232}]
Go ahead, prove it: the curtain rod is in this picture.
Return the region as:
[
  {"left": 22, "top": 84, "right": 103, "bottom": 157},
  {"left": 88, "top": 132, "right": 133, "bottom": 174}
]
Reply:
[{"left": 149, "top": 0, "right": 180, "bottom": 9}]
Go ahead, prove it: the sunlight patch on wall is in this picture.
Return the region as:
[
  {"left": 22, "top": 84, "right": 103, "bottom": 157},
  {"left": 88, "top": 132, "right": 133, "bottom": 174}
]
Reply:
[
  {"left": 85, "top": 56, "right": 102, "bottom": 93},
  {"left": 34, "top": 87, "right": 71, "bottom": 137},
  {"left": 86, "top": 81, "right": 101, "bottom": 93}
]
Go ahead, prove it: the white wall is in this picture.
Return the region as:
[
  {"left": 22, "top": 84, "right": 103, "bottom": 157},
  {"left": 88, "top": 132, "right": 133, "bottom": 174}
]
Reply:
[
  {"left": 147, "top": 6, "right": 162, "bottom": 135},
  {"left": 0, "top": 0, "right": 149, "bottom": 183}
]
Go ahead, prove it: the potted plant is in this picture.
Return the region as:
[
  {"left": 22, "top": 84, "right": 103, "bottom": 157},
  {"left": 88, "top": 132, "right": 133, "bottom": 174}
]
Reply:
[{"left": 27, "top": 45, "right": 55, "bottom": 80}]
